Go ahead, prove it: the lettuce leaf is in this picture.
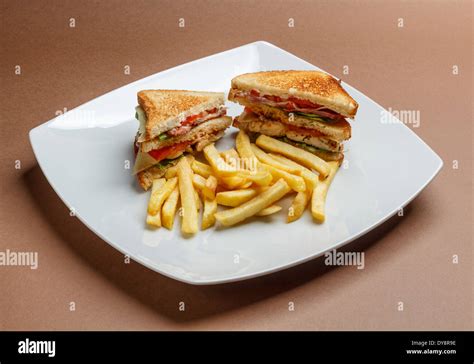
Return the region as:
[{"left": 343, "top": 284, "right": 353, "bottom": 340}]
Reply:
[
  {"left": 277, "top": 137, "right": 326, "bottom": 154},
  {"left": 293, "top": 112, "right": 334, "bottom": 123},
  {"left": 154, "top": 155, "right": 182, "bottom": 169}
]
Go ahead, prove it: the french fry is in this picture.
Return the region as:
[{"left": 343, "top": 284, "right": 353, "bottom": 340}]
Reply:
[
  {"left": 256, "top": 186, "right": 271, "bottom": 193},
  {"left": 240, "top": 180, "right": 253, "bottom": 189},
  {"left": 214, "top": 179, "right": 291, "bottom": 226},
  {"left": 162, "top": 186, "right": 180, "bottom": 230},
  {"left": 146, "top": 213, "right": 162, "bottom": 227},
  {"left": 237, "top": 169, "right": 272, "bottom": 186},
  {"left": 287, "top": 191, "right": 310, "bottom": 223},
  {"left": 204, "top": 144, "right": 242, "bottom": 176},
  {"left": 203, "top": 175, "right": 217, "bottom": 200},
  {"left": 256, "top": 204, "right": 282, "bottom": 216},
  {"left": 164, "top": 165, "right": 178, "bottom": 179},
  {"left": 216, "top": 189, "right": 258, "bottom": 207},
  {"left": 235, "top": 130, "right": 254, "bottom": 158},
  {"left": 220, "top": 175, "right": 248, "bottom": 189},
  {"left": 202, "top": 198, "right": 217, "bottom": 230},
  {"left": 261, "top": 164, "right": 306, "bottom": 192},
  {"left": 147, "top": 177, "right": 178, "bottom": 216},
  {"left": 236, "top": 130, "right": 259, "bottom": 170},
  {"left": 269, "top": 153, "right": 319, "bottom": 190},
  {"left": 194, "top": 189, "right": 202, "bottom": 212},
  {"left": 177, "top": 157, "right": 198, "bottom": 234},
  {"left": 191, "top": 160, "right": 212, "bottom": 178},
  {"left": 146, "top": 178, "right": 166, "bottom": 227},
  {"left": 311, "top": 161, "right": 339, "bottom": 222},
  {"left": 256, "top": 135, "right": 330, "bottom": 178},
  {"left": 235, "top": 130, "right": 272, "bottom": 185},
  {"left": 250, "top": 144, "right": 299, "bottom": 174},
  {"left": 220, "top": 148, "right": 240, "bottom": 165},
  {"left": 192, "top": 174, "right": 207, "bottom": 191}
]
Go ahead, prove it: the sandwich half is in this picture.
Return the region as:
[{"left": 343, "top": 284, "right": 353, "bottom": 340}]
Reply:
[
  {"left": 229, "top": 70, "right": 358, "bottom": 162},
  {"left": 133, "top": 90, "right": 232, "bottom": 190}
]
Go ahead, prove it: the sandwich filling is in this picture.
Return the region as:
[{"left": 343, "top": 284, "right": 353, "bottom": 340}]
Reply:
[
  {"left": 162, "top": 107, "right": 226, "bottom": 138},
  {"left": 133, "top": 114, "right": 231, "bottom": 174},
  {"left": 231, "top": 89, "right": 344, "bottom": 121},
  {"left": 136, "top": 105, "right": 226, "bottom": 141},
  {"left": 235, "top": 109, "right": 342, "bottom": 153}
]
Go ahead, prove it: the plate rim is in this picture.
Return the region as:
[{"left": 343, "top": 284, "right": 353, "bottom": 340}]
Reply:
[{"left": 29, "top": 40, "right": 444, "bottom": 285}]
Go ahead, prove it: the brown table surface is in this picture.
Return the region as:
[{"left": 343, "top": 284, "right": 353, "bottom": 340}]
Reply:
[{"left": 1, "top": 0, "right": 472, "bottom": 330}]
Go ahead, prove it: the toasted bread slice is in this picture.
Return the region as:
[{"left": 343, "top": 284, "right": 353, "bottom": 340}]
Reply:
[
  {"left": 230, "top": 70, "right": 358, "bottom": 118},
  {"left": 231, "top": 98, "right": 351, "bottom": 141},
  {"left": 140, "top": 116, "right": 231, "bottom": 153},
  {"left": 136, "top": 130, "right": 226, "bottom": 190},
  {"left": 137, "top": 90, "right": 225, "bottom": 141}
]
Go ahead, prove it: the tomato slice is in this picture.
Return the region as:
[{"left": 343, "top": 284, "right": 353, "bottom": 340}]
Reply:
[
  {"left": 250, "top": 89, "right": 260, "bottom": 97},
  {"left": 264, "top": 95, "right": 282, "bottom": 102},
  {"left": 182, "top": 108, "right": 219, "bottom": 127},
  {"left": 182, "top": 114, "right": 199, "bottom": 126},
  {"left": 288, "top": 96, "right": 321, "bottom": 109},
  {"left": 148, "top": 141, "right": 192, "bottom": 162},
  {"left": 284, "top": 101, "right": 297, "bottom": 111}
]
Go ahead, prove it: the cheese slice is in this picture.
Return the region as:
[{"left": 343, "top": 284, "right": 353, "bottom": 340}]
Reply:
[{"left": 135, "top": 106, "right": 147, "bottom": 141}]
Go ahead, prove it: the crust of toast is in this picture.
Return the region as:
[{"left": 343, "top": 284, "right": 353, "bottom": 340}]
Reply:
[
  {"left": 138, "top": 90, "right": 224, "bottom": 140},
  {"left": 230, "top": 71, "right": 358, "bottom": 118}
]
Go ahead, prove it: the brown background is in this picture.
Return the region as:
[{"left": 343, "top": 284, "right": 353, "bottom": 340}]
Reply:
[{"left": 0, "top": 0, "right": 472, "bottom": 330}]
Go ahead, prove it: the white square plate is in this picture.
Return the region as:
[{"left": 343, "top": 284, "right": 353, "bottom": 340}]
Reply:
[{"left": 29, "top": 41, "right": 443, "bottom": 285}]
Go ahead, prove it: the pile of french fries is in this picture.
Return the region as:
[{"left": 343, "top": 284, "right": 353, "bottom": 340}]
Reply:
[{"left": 146, "top": 131, "right": 340, "bottom": 234}]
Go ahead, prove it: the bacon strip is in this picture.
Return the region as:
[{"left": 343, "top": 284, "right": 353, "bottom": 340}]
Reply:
[
  {"left": 167, "top": 124, "right": 192, "bottom": 137},
  {"left": 234, "top": 90, "right": 342, "bottom": 120},
  {"left": 167, "top": 108, "right": 226, "bottom": 137}
]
